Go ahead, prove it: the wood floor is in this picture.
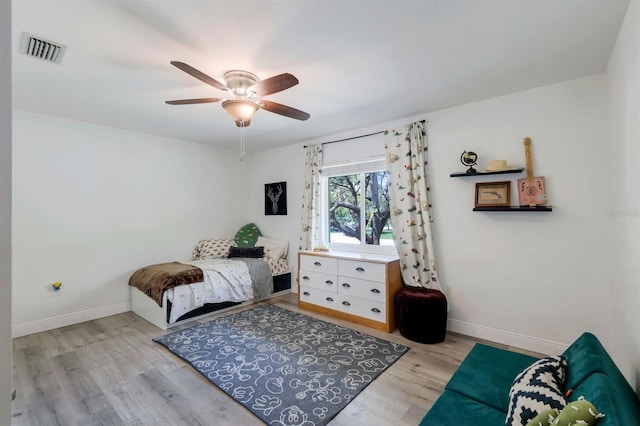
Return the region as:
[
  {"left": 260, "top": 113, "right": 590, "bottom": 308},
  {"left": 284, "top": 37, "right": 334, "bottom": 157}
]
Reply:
[{"left": 11, "top": 293, "right": 540, "bottom": 426}]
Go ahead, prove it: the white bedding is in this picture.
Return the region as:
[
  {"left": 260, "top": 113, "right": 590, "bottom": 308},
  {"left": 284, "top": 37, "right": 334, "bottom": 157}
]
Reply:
[{"left": 167, "top": 258, "right": 253, "bottom": 323}]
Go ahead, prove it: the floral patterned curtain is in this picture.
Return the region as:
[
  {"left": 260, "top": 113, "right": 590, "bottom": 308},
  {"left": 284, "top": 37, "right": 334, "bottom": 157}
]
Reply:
[
  {"left": 299, "top": 144, "right": 324, "bottom": 251},
  {"left": 385, "top": 121, "right": 441, "bottom": 290}
]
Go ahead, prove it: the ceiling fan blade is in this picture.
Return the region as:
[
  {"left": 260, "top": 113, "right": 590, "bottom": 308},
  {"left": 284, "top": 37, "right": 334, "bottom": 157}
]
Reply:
[
  {"left": 260, "top": 100, "right": 310, "bottom": 121},
  {"left": 165, "top": 98, "right": 221, "bottom": 105},
  {"left": 251, "top": 73, "right": 299, "bottom": 96},
  {"left": 170, "top": 61, "right": 229, "bottom": 92}
]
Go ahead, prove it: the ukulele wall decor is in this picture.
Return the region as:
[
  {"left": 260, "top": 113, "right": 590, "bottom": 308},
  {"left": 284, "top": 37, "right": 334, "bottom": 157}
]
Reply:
[{"left": 517, "top": 137, "right": 547, "bottom": 207}]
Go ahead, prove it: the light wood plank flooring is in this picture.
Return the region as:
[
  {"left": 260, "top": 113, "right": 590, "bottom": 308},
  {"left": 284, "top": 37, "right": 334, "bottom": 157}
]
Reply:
[{"left": 11, "top": 293, "right": 541, "bottom": 425}]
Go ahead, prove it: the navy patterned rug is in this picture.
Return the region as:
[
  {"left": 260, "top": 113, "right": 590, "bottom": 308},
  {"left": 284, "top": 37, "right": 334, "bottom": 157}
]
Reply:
[{"left": 153, "top": 304, "right": 409, "bottom": 425}]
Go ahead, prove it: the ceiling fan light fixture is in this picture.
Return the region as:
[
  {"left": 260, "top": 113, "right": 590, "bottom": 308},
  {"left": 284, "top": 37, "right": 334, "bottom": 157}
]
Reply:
[{"left": 221, "top": 99, "right": 259, "bottom": 125}]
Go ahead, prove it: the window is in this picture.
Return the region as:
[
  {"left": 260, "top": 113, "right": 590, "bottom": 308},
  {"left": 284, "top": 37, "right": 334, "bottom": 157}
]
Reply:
[{"left": 322, "top": 160, "right": 394, "bottom": 254}]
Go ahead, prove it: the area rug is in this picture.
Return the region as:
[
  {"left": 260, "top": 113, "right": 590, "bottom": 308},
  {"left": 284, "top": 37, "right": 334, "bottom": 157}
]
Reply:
[{"left": 153, "top": 304, "right": 409, "bottom": 425}]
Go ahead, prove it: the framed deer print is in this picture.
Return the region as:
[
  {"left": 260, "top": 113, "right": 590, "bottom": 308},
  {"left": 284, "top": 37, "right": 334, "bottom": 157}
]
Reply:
[{"left": 265, "top": 181, "right": 287, "bottom": 215}]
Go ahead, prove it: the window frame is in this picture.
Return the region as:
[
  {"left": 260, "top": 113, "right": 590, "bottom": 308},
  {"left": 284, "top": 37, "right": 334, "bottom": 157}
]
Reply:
[{"left": 321, "top": 158, "right": 396, "bottom": 256}]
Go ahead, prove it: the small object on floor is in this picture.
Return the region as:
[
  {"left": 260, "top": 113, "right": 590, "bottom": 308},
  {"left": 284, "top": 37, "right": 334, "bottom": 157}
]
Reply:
[{"left": 396, "top": 285, "right": 447, "bottom": 343}]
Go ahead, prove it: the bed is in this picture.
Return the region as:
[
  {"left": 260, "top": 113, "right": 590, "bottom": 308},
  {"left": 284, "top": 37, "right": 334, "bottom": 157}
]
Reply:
[{"left": 129, "top": 235, "right": 292, "bottom": 330}]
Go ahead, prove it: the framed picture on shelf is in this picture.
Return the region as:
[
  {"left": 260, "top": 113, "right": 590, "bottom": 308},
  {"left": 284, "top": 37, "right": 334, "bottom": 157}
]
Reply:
[{"left": 475, "top": 181, "right": 511, "bottom": 207}]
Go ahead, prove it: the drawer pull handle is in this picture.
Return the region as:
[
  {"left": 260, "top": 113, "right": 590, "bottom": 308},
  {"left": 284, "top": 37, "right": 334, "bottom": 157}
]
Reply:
[
  {"left": 342, "top": 283, "right": 351, "bottom": 288},
  {"left": 303, "top": 292, "right": 310, "bottom": 296},
  {"left": 314, "top": 261, "right": 322, "bottom": 266},
  {"left": 325, "top": 280, "right": 334, "bottom": 285},
  {"left": 342, "top": 301, "right": 351, "bottom": 306},
  {"left": 371, "top": 308, "right": 381, "bottom": 313},
  {"left": 355, "top": 267, "right": 365, "bottom": 272},
  {"left": 302, "top": 276, "right": 310, "bottom": 280},
  {"left": 326, "top": 297, "right": 334, "bottom": 302},
  {"left": 370, "top": 288, "right": 381, "bottom": 294}
]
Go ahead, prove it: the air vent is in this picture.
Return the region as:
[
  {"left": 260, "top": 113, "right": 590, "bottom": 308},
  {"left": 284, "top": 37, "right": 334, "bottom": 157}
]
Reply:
[{"left": 19, "top": 32, "right": 66, "bottom": 64}]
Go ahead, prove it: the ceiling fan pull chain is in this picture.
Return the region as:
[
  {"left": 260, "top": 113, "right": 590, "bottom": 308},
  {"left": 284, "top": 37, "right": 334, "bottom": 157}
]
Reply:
[{"left": 240, "top": 121, "right": 246, "bottom": 161}]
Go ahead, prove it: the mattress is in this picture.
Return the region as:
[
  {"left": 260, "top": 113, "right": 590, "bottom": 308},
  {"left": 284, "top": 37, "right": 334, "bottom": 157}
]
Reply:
[
  {"left": 129, "top": 255, "right": 292, "bottom": 324},
  {"left": 167, "top": 258, "right": 264, "bottom": 323}
]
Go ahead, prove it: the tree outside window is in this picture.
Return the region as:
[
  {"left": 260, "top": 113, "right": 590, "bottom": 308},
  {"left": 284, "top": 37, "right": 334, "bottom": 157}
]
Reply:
[{"left": 328, "top": 171, "right": 392, "bottom": 246}]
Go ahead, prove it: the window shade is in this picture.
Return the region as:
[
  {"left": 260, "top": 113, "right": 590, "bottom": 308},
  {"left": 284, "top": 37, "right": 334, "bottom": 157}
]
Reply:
[
  {"left": 321, "top": 132, "right": 386, "bottom": 176},
  {"left": 322, "top": 158, "right": 386, "bottom": 177}
]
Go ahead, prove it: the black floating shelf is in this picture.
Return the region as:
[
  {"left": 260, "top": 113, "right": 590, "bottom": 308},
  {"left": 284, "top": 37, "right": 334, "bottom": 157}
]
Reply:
[
  {"left": 450, "top": 168, "right": 524, "bottom": 177},
  {"left": 473, "top": 205, "right": 553, "bottom": 212}
]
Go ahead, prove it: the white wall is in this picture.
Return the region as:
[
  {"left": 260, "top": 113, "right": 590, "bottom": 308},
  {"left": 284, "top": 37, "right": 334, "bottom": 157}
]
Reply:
[
  {"left": 430, "top": 76, "right": 612, "bottom": 353},
  {"left": 1, "top": 0, "right": 12, "bottom": 422},
  {"left": 255, "top": 74, "right": 612, "bottom": 356},
  {"left": 604, "top": 0, "right": 640, "bottom": 390},
  {"left": 11, "top": 111, "right": 252, "bottom": 336},
  {"left": 248, "top": 143, "right": 308, "bottom": 288}
]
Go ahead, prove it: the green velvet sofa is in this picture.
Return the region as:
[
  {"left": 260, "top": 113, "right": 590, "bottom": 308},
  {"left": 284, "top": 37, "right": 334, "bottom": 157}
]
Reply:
[{"left": 420, "top": 332, "right": 640, "bottom": 425}]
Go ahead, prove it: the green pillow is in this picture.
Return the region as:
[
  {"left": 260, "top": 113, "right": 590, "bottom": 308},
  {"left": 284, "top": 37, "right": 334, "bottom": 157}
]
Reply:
[
  {"left": 526, "top": 409, "right": 558, "bottom": 426},
  {"left": 235, "top": 223, "right": 261, "bottom": 247},
  {"left": 552, "top": 397, "right": 604, "bottom": 426}
]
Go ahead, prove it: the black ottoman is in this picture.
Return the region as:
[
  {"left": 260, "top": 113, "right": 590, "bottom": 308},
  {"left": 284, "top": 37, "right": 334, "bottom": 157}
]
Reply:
[{"left": 395, "top": 285, "right": 447, "bottom": 343}]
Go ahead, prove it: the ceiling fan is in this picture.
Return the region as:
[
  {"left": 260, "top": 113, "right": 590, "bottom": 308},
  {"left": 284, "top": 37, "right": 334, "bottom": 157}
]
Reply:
[{"left": 165, "top": 61, "right": 310, "bottom": 127}]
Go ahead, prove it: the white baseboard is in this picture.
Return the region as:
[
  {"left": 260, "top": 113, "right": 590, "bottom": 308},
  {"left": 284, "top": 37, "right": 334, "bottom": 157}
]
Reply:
[
  {"left": 12, "top": 302, "right": 131, "bottom": 338},
  {"left": 448, "top": 318, "right": 568, "bottom": 355},
  {"left": 11, "top": 300, "right": 567, "bottom": 355}
]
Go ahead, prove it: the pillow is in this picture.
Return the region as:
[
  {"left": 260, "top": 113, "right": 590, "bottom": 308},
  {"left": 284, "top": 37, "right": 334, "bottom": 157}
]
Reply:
[
  {"left": 256, "top": 236, "right": 289, "bottom": 259},
  {"left": 505, "top": 356, "right": 568, "bottom": 426},
  {"left": 192, "top": 238, "right": 237, "bottom": 260},
  {"left": 526, "top": 409, "right": 559, "bottom": 426},
  {"left": 235, "top": 223, "right": 262, "bottom": 248},
  {"left": 228, "top": 246, "right": 265, "bottom": 258},
  {"left": 551, "top": 397, "right": 604, "bottom": 426}
]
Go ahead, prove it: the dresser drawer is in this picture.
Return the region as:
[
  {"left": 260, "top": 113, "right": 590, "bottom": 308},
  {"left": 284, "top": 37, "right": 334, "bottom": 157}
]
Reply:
[
  {"left": 299, "top": 286, "right": 340, "bottom": 310},
  {"left": 298, "top": 250, "right": 402, "bottom": 333},
  {"left": 335, "top": 295, "right": 386, "bottom": 323},
  {"left": 338, "top": 259, "right": 386, "bottom": 282},
  {"left": 299, "top": 270, "right": 338, "bottom": 292},
  {"left": 300, "top": 255, "right": 338, "bottom": 275},
  {"left": 337, "top": 276, "right": 386, "bottom": 303}
]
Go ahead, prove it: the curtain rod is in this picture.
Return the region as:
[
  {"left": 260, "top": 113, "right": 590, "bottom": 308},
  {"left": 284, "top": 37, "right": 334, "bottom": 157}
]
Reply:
[
  {"left": 302, "top": 120, "right": 426, "bottom": 148},
  {"left": 303, "top": 131, "right": 385, "bottom": 149}
]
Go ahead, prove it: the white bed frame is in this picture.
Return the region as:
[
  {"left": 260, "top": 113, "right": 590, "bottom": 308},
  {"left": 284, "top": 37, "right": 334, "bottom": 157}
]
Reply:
[{"left": 131, "top": 275, "right": 291, "bottom": 330}]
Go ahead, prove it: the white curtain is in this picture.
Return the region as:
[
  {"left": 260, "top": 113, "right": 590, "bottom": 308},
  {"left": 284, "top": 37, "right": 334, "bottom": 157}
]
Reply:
[
  {"left": 298, "top": 144, "right": 324, "bottom": 251},
  {"left": 385, "top": 121, "right": 441, "bottom": 290}
]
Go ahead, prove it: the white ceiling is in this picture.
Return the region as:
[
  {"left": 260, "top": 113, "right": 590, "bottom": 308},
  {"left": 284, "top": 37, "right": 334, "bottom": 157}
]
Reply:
[{"left": 12, "top": 0, "right": 630, "bottom": 153}]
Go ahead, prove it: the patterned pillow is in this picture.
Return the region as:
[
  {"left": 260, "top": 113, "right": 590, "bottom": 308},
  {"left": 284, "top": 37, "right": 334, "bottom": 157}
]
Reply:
[
  {"left": 256, "top": 236, "right": 289, "bottom": 259},
  {"left": 505, "top": 356, "right": 568, "bottom": 426},
  {"left": 525, "top": 397, "right": 604, "bottom": 426},
  {"left": 235, "top": 223, "right": 262, "bottom": 247},
  {"left": 192, "top": 238, "right": 237, "bottom": 260},
  {"left": 526, "top": 409, "right": 559, "bottom": 426},
  {"left": 551, "top": 397, "right": 604, "bottom": 426}
]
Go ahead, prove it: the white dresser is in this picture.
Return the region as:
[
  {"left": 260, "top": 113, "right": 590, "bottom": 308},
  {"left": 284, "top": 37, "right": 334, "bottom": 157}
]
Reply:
[{"left": 297, "top": 250, "right": 402, "bottom": 332}]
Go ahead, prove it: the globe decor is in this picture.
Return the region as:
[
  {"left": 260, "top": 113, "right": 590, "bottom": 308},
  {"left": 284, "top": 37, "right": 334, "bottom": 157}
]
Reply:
[{"left": 460, "top": 150, "right": 478, "bottom": 174}]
